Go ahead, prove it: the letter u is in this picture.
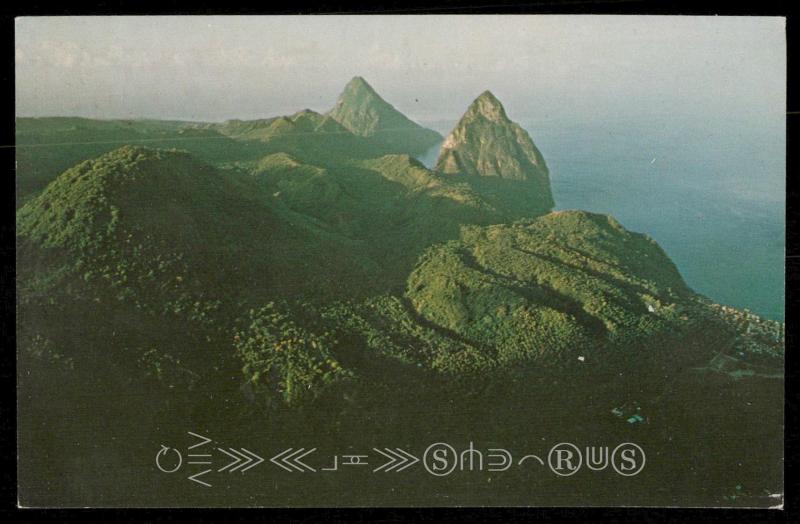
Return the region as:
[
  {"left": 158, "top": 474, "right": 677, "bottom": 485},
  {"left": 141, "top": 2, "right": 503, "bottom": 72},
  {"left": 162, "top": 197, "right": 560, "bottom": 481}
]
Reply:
[{"left": 586, "top": 446, "right": 609, "bottom": 471}]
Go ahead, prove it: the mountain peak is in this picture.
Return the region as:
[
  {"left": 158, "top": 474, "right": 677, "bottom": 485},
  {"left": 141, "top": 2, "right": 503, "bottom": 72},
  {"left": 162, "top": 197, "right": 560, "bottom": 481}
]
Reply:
[
  {"left": 476, "top": 90, "right": 500, "bottom": 103},
  {"left": 467, "top": 90, "right": 508, "bottom": 122},
  {"left": 346, "top": 76, "right": 374, "bottom": 91},
  {"left": 338, "top": 76, "right": 381, "bottom": 102},
  {"left": 434, "top": 92, "right": 554, "bottom": 213},
  {"left": 327, "top": 77, "right": 397, "bottom": 137},
  {"left": 292, "top": 108, "right": 321, "bottom": 117},
  {"left": 326, "top": 77, "right": 442, "bottom": 152}
]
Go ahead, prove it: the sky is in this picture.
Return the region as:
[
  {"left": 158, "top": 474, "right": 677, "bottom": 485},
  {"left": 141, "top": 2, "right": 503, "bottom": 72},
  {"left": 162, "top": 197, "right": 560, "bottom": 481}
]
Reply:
[{"left": 15, "top": 16, "right": 785, "bottom": 126}]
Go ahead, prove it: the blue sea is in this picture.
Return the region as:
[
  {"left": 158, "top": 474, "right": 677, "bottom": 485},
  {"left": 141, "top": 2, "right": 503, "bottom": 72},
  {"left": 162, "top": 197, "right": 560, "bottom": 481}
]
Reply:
[{"left": 417, "top": 115, "right": 785, "bottom": 321}]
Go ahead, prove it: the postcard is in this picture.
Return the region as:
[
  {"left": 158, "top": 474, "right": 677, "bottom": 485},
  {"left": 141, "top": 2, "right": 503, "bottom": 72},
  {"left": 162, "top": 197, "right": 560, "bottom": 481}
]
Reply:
[{"left": 15, "top": 15, "right": 785, "bottom": 508}]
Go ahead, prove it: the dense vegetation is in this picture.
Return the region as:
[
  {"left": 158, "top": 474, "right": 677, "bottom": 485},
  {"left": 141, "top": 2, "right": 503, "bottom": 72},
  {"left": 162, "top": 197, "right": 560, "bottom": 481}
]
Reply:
[
  {"left": 235, "top": 303, "right": 350, "bottom": 406},
  {"left": 16, "top": 80, "right": 783, "bottom": 507}
]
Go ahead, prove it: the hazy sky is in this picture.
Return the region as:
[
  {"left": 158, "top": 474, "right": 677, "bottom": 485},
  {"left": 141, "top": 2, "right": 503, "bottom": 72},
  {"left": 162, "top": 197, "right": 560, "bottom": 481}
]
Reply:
[{"left": 15, "top": 16, "right": 785, "bottom": 125}]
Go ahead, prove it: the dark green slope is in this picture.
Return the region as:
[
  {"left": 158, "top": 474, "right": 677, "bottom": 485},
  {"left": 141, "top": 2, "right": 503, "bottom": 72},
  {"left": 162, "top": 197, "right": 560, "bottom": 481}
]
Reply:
[
  {"left": 15, "top": 146, "right": 384, "bottom": 432},
  {"left": 253, "top": 152, "right": 498, "bottom": 228},
  {"left": 326, "top": 76, "right": 443, "bottom": 154},
  {"left": 406, "top": 210, "right": 691, "bottom": 361},
  {"left": 249, "top": 151, "right": 505, "bottom": 287},
  {"left": 16, "top": 146, "right": 380, "bottom": 308}
]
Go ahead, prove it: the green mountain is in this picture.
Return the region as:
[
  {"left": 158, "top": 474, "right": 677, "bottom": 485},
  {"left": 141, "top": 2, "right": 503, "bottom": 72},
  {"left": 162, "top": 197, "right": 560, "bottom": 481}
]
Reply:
[
  {"left": 404, "top": 210, "right": 694, "bottom": 368},
  {"left": 327, "top": 76, "right": 443, "bottom": 154},
  {"left": 435, "top": 91, "right": 554, "bottom": 214},
  {"left": 16, "top": 146, "right": 379, "bottom": 309}
]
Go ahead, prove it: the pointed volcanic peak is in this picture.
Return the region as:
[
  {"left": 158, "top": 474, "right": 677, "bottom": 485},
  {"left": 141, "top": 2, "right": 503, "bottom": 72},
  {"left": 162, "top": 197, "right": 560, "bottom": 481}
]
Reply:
[
  {"left": 327, "top": 76, "right": 442, "bottom": 154},
  {"left": 435, "top": 91, "right": 549, "bottom": 181},
  {"left": 434, "top": 90, "right": 555, "bottom": 216},
  {"left": 463, "top": 90, "right": 510, "bottom": 123}
]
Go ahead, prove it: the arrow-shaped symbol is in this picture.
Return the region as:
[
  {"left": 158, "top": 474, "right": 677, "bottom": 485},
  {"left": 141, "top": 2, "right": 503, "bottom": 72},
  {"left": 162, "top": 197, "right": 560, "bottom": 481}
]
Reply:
[
  {"left": 270, "top": 448, "right": 317, "bottom": 472},
  {"left": 218, "top": 447, "right": 245, "bottom": 472},
  {"left": 238, "top": 448, "right": 265, "bottom": 473},
  {"left": 392, "top": 448, "right": 419, "bottom": 472},
  {"left": 187, "top": 469, "right": 212, "bottom": 487},
  {"left": 217, "top": 447, "right": 265, "bottom": 473},
  {"left": 373, "top": 448, "right": 419, "bottom": 472},
  {"left": 188, "top": 431, "right": 212, "bottom": 450},
  {"left": 270, "top": 448, "right": 296, "bottom": 472}
]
